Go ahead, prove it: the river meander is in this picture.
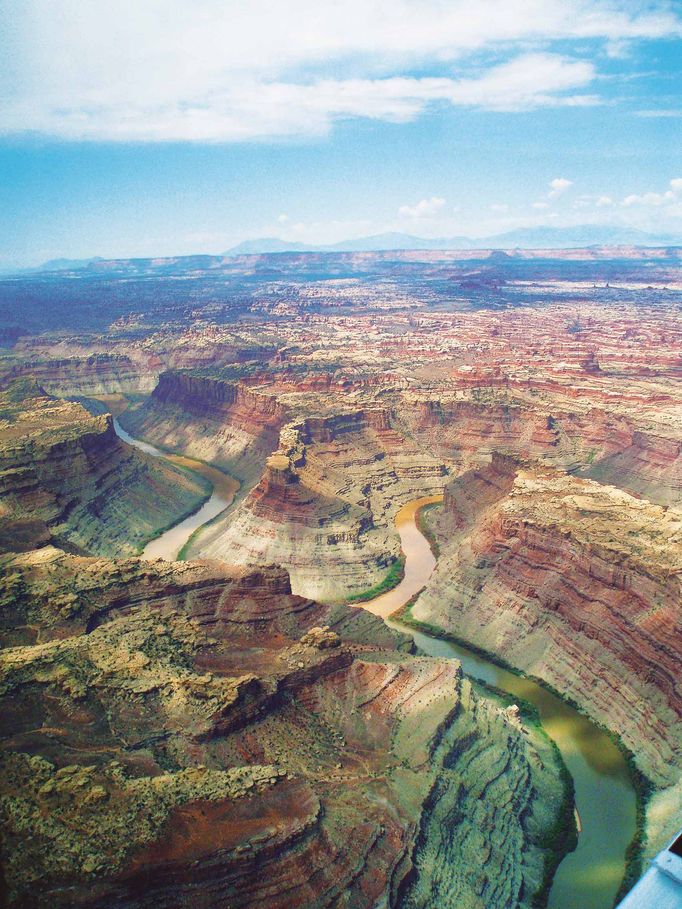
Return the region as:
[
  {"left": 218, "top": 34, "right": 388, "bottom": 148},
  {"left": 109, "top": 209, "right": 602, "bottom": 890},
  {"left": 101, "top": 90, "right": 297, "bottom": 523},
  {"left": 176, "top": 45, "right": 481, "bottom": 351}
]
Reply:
[
  {"left": 113, "top": 420, "right": 638, "bottom": 909},
  {"left": 366, "top": 496, "right": 638, "bottom": 909},
  {"left": 114, "top": 418, "right": 239, "bottom": 560}
]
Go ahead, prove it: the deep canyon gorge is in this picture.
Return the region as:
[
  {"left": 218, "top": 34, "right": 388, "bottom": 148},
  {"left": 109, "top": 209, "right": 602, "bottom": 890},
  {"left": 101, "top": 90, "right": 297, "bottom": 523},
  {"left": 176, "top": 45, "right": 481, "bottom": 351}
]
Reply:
[{"left": 0, "top": 248, "right": 680, "bottom": 908}]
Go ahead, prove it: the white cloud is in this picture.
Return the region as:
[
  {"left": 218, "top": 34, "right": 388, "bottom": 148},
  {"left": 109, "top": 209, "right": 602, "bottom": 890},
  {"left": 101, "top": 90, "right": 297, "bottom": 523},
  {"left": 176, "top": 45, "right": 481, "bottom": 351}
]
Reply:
[
  {"left": 399, "top": 196, "right": 447, "bottom": 219},
  {"left": 605, "top": 39, "right": 631, "bottom": 58},
  {"left": 2, "top": 1, "right": 679, "bottom": 141},
  {"left": 596, "top": 195, "right": 614, "bottom": 207},
  {"left": 622, "top": 178, "right": 682, "bottom": 207},
  {"left": 548, "top": 177, "right": 574, "bottom": 198},
  {"left": 532, "top": 201, "right": 550, "bottom": 209},
  {"left": 490, "top": 203, "right": 509, "bottom": 213},
  {"left": 277, "top": 214, "right": 290, "bottom": 223},
  {"left": 0, "top": 55, "right": 602, "bottom": 141},
  {"left": 635, "top": 109, "right": 682, "bottom": 118}
]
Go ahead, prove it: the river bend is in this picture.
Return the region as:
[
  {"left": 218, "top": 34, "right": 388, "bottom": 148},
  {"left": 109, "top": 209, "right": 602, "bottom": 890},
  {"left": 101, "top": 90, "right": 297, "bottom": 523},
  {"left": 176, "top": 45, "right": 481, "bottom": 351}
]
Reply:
[{"left": 115, "top": 421, "right": 637, "bottom": 909}]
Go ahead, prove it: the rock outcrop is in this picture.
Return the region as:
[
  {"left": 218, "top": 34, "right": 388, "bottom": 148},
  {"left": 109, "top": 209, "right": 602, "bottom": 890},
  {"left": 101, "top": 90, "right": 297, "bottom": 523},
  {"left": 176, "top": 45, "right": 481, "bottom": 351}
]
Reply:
[
  {"left": 193, "top": 406, "right": 448, "bottom": 600},
  {"left": 122, "top": 371, "right": 289, "bottom": 485},
  {"left": 3, "top": 354, "right": 154, "bottom": 397},
  {"left": 0, "top": 551, "right": 569, "bottom": 909},
  {"left": 0, "top": 380, "right": 209, "bottom": 557},
  {"left": 123, "top": 365, "right": 680, "bottom": 605},
  {"left": 2, "top": 258, "right": 680, "bottom": 906},
  {"left": 400, "top": 396, "right": 681, "bottom": 507},
  {"left": 413, "top": 460, "right": 682, "bottom": 853}
]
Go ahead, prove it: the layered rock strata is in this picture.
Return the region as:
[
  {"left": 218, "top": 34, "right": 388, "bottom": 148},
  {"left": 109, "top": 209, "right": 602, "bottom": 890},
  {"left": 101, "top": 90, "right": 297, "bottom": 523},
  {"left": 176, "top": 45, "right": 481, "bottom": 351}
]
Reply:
[
  {"left": 399, "top": 395, "right": 681, "bottom": 507},
  {"left": 194, "top": 407, "right": 448, "bottom": 600},
  {"left": 3, "top": 354, "right": 154, "bottom": 397},
  {"left": 413, "top": 458, "right": 682, "bottom": 853},
  {"left": 0, "top": 550, "right": 569, "bottom": 909},
  {"left": 124, "top": 369, "right": 679, "bottom": 606},
  {"left": 0, "top": 381, "right": 209, "bottom": 557},
  {"left": 122, "top": 371, "right": 289, "bottom": 485}
]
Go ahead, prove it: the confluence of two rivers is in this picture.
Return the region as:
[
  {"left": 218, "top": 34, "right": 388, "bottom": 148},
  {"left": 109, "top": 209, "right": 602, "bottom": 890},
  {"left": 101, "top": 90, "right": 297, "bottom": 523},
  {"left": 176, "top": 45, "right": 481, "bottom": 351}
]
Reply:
[{"left": 115, "top": 420, "right": 637, "bottom": 909}]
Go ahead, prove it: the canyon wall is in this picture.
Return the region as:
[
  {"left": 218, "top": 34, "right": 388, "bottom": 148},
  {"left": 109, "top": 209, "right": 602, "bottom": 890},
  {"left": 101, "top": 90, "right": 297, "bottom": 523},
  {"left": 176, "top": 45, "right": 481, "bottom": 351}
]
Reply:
[
  {"left": 122, "top": 371, "right": 289, "bottom": 484},
  {"left": 194, "top": 406, "right": 449, "bottom": 600},
  {"left": 400, "top": 394, "right": 681, "bottom": 507},
  {"left": 413, "top": 458, "right": 682, "bottom": 853},
  {"left": 0, "top": 381, "right": 209, "bottom": 557},
  {"left": 0, "top": 550, "right": 570, "bottom": 909},
  {"left": 3, "top": 354, "right": 156, "bottom": 397},
  {"left": 127, "top": 371, "right": 680, "bottom": 604}
]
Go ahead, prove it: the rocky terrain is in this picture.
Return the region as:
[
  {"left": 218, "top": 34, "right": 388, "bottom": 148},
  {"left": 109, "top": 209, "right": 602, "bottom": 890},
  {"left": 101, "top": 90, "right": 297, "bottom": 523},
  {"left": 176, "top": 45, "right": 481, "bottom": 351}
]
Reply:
[
  {"left": 0, "top": 549, "right": 569, "bottom": 909},
  {"left": 1, "top": 249, "right": 680, "bottom": 905},
  {"left": 3, "top": 354, "right": 154, "bottom": 398},
  {"left": 121, "top": 341, "right": 680, "bottom": 601},
  {"left": 0, "top": 380, "right": 209, "bottom": 557},
  {"left": 412, "top": 457, "right": 682, "bottom": 853},
  {"left": 188, "top": 401, "right": 449, "bottom": 599}
]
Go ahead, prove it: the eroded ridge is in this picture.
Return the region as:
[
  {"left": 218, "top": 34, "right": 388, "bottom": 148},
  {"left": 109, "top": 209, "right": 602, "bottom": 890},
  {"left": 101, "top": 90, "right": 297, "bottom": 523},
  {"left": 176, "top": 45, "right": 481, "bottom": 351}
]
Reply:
[
  {"left": 414, "top": 457, "right": 682, "bottom": 851},
  {"left": 1, "top": 250, "right": 680, "bottom": 906},
  {"left": 0, "top": 380, "right": 209, "bottom": 557},
  {"left": 0, "top": 551, "right": 567, "bottom": 909}
]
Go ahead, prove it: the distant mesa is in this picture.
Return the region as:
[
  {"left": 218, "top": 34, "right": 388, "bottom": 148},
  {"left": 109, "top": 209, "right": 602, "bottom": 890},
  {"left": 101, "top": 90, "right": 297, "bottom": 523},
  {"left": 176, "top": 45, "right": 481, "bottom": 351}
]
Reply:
[{"left": 25, "top": 227, "right": 682, "bottom": 274}]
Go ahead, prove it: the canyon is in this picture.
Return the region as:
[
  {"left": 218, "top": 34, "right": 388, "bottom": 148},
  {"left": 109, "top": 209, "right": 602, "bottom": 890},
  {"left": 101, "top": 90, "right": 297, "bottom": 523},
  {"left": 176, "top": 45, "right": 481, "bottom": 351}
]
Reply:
[
  {"left": 0, "top": 247, "right": 680, "bottom": 908},
  {"left": 0, "top": 549, "right": 568, "bottom": 908},
  {"left": 0, "top": 380, "right": 209, "bottom": 557}
]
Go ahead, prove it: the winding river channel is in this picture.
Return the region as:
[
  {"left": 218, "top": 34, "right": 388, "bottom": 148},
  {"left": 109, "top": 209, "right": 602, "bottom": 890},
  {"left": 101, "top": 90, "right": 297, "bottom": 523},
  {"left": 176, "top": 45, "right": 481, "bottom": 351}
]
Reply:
[
  {"left": 115, "top": 420, "right": 638, "bottom": 909},
  {"left": 368, "top": 497, "right": 638, "bottom": 909},
  {"left": 114, "top": 419, "right": 239, "bottom": 560}
]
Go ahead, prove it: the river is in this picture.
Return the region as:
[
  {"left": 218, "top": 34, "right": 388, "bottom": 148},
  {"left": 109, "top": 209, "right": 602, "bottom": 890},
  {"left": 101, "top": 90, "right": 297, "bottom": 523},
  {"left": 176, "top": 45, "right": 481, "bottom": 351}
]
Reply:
[
  {"left": 112, "top": 420, "right": 637, "bottom": 909},
  {"left": 364, "top": 496, "right": 638, "bottom": 909},
  {"left": 113, "top": 419, "right": 239, "bottom": 560}
]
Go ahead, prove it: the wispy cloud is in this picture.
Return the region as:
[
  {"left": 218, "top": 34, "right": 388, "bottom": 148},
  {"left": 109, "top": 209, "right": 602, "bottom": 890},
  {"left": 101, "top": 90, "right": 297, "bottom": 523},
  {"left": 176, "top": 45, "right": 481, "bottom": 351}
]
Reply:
[
  {"left": 635, "top": 109, "right": 682, "bottom": 118},
  {"left": 622, "top": 177, "right": 682, "bottom": 207},
  {"left": 0, "top": 55, "right": 603, "bottom": 141},
  {"left": 2, "top": 0, "right": 680, "bottom": 142}
]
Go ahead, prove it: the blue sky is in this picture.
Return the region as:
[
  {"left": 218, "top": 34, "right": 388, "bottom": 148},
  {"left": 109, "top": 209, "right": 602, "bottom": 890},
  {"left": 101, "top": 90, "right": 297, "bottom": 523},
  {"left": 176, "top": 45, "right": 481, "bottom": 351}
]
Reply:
[{"left": 1, "top": 1, "right": 681, "bottom": 267}]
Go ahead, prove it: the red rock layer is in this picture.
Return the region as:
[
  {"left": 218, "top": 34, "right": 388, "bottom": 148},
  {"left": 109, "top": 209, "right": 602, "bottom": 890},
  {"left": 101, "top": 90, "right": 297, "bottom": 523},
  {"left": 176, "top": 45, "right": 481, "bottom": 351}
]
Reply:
[
  {"left": 0, "top": 551, "right": 563, "bottom": 909},
  {"left": 417, "top": 464, "right": 682, "bottom": 795},
  {"left": 0, "top": 385, "right": 207, "bottom": 557}
]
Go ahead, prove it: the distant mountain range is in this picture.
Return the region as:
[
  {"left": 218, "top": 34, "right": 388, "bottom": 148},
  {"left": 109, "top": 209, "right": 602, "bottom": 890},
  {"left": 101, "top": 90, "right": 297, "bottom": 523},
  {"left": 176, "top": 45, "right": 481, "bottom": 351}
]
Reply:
[
  {"left": 223, "top": 226, "right": 681, "bottom": 256},
  {"left": 14, "top": 226, "right": 681, "bottom": 275}
]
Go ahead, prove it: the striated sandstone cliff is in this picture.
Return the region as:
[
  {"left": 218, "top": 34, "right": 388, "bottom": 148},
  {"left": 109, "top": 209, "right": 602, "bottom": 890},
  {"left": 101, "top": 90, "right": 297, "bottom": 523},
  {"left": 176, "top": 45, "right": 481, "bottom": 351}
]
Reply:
[
  {"left": 399, "top": 394, "right": 681, "bottom": 506},
  {"left": 2, "top": 354, "right": 155, "bottom": 397},
  {"left": 413, "top": 458, "right": 682, "bottom": 853},
  {"left": 0, "top": 550, "right": 570, "bottom": 909},
  {"left": 0, "top": 380, "right": 209, "bottom": 557},
  {"left": 125, "top": 372, "right": 680, "bottom": 605},
  {"left": 193, "top": 405, "right": 449, "bottom": 600},
  {"left": 121, "top": 371, "right": 289, "bottom": 484}
]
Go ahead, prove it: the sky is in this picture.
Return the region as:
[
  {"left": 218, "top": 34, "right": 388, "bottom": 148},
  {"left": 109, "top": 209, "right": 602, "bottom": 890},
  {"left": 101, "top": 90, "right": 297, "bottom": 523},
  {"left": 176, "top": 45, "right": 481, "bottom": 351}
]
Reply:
[{"left": 1, "top": 0, "right": 681, "bottom": 268}]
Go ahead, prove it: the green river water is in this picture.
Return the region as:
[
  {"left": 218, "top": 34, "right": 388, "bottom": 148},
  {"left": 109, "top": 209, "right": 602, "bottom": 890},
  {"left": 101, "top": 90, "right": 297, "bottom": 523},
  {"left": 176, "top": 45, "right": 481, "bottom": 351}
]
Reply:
[{"left": 115, "top": 420, "right": 638, "bottom": 909}]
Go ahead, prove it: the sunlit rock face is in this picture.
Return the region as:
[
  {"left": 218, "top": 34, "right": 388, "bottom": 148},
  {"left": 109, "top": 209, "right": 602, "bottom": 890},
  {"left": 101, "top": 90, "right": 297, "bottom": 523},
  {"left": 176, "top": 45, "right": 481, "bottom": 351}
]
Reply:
[
  {"left": 0, "top": 380, "right": 208, "bottom": 557},
  {"left": 192, "top": 406, "right": 448, "bottom": 600},
  {"left": 127, "top": 362, "right": 681, "bottom": 605},
  {"left": 0, "top": 551, "right": 566, "bottom": 909},
  {"left": 414, "top": 459, "right": 682, "bottom": 852},
  {"left": 1, "top": 252, "right": 680, "bottom": 905},
  {"left": 2, "top": 353, "right": 154, "bottom": 397},
  {"left": 122, "top": 371, "right": 290, "bottom": 485}
]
